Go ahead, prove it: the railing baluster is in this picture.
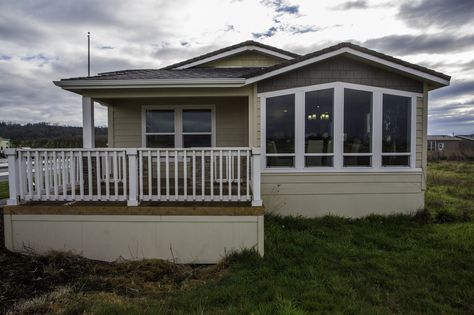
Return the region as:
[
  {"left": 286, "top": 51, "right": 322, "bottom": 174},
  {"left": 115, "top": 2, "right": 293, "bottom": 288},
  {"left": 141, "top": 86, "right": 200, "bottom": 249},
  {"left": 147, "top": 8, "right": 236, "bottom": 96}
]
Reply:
[
  {"left": 27, "top": 151, "right": 33, "bottom": 199},
  {"left": 53, "top": 151, "right": 58, "bottom": 199},
  {"left": 18, "top": 151, "right": 24, "bottom": 199},
  {"left": 228, "top": 150, "right": 232, "bottom": 200},
  {"left": 36, "top": 151, "right": 42, "bottom": 200},
  {"left": 44, "top": 152, "right": 50, "bottom": 199},
  {"left": 219, "top": 150, "right": 223, "bottom": 201},
  {"left": 78, "top": 151, "right": 84, "bottom": 200},
  {"left": 183, "top": 150, "right": 187, "bottom": 199},
  {"left": 148, "top": 150, "right": 152, "bottom": 200},
  {"left": 165, "top": 150, "right": 170, "bottom": 200},
  {"left": 246, "top": 149, "right": 250, "bottom": 201},
  {"left": 61, "top": 151, "right": 66, "bottom": 199},
  {"left": 86, "top": 151, "right": 91, "bottom": 199},
  {"left": 70, "top": 151, "right": 75, "bottom": 200},
  {"left": 114, "top": 151, "right": 119, "bottom": 200},
  {"left": 237, "top": 150, "right": 241, "bottom": 200},
  {"left": 192, "top": 150, "right": 196, "bottom": 201},
  {"left": 122, "top": 152, "right": 127, "bottom": 199},
  {"left": 139, "top": 150, "right": 143, "bottom": 200},
  {"left": 210, "top": 150, "right": 214, "bottom": 201},
  {"left": 201, "top": 150, "right": 205, "bottom": 200},
  {"left": 156, "top": 150, "right": 161, "bottom": 200},
  {"left": 174, "top": 150, "right": 178, "bottom": 200},
  {"left": 105, "top": 151, "right": 110, "bottom": 199},
  {"left": 96, "top": 151, "right": 101, "bottom": 199}
]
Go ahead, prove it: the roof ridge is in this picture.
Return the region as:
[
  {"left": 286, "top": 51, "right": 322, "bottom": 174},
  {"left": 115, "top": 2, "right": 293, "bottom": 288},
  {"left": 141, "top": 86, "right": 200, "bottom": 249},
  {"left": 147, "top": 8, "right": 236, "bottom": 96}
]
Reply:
[{"left": 161, "top": 40, "right": 300, "bottom": 70}]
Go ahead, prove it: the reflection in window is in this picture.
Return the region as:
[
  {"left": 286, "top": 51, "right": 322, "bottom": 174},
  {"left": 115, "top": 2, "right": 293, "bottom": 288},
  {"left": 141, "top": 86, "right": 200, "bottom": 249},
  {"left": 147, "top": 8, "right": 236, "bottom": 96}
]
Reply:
[
  {"left": 182, "top": 109, "right": 212, "bottom": 148},
  {"left": 382, "top": 94, "right": 411, "bottom": 166},
  {"left": 266, "top": 94, "right": 295, "bottom": 167},
  {"left": 305, "top": 89, "right": 334, "bottom": 167},
  {"left": 343, "top": 89, "right": 372, "bottom": 166},
  {"left": 145, "top": 110, "right": 175, "bottom": 148}
]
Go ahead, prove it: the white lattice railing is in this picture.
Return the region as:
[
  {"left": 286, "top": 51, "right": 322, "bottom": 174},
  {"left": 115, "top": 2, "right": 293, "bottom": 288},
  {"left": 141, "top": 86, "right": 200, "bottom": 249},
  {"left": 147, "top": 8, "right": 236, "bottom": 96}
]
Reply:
[{"left": 5, "top": 147, "right": 262, "bottom": 206}]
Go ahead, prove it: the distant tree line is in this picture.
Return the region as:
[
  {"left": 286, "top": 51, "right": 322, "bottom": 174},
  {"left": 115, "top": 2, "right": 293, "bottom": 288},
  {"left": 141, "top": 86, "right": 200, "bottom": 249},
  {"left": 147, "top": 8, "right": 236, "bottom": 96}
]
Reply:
[{"left": 0, "top": 122, "right": 108, "bottom": 148}]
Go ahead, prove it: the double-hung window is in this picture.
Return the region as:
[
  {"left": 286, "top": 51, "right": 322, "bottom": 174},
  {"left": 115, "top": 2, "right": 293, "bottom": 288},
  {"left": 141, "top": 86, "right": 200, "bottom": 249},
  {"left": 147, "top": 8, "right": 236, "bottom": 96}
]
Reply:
[
  {"left": 145, "top": 110, "right": 175, "bottom": 148},
  {"left": 144, "top": 106, "right": 214, "bottom": 148}
]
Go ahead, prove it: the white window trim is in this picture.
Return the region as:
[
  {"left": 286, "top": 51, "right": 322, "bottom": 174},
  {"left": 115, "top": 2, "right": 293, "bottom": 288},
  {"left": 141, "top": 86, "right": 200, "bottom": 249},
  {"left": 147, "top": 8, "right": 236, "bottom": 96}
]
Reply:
[
  {"left": 141, "top": 105, "right": 216, "bottom": 148},
  {"left": 259, "top": 82, "right": 420, "bottom": 173}
]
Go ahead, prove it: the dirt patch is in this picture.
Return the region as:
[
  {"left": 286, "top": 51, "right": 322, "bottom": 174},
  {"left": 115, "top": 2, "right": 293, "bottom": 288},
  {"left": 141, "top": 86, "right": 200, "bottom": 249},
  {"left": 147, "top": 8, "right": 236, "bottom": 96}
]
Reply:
[{"left": 0, "top": 208, "right": 228, "bottom": 314}]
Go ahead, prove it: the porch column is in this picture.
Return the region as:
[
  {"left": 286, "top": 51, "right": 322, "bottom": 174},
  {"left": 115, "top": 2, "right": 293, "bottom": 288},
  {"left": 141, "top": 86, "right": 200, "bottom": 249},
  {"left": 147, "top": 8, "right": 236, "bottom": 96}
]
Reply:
[
  {"left": 251, "top": 148, "right": 262, "bottom": 207},
  {"left": 6, "top": 148, "right": 19, "bottom": 206},
  {"left": 82, "top": 96, "right": 95, "bottom": 148}
]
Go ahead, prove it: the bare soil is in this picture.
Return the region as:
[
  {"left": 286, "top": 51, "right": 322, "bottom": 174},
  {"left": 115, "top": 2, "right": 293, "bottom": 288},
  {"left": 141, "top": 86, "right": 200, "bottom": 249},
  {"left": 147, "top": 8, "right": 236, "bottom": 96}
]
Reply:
[{"left": 0, "top": 207, "right": 227, "bottom": 314}]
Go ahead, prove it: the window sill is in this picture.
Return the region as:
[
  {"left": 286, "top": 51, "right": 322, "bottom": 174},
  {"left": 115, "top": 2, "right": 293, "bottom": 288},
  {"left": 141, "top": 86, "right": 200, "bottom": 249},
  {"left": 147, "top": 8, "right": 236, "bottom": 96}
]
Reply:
[{"left": 261, "top": 167, "right": 422, "bottom": 174}]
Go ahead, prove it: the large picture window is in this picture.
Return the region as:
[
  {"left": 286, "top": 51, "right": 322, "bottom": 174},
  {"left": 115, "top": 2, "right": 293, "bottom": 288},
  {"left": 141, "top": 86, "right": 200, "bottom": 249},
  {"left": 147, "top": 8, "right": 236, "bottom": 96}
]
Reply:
[
  {"left": 343, "top": 89, "right": 373, "bottom": 167},
  {"left": 382, "top": 94, "right": 411, "bottom": 166},
  {"left": 305, "top": 89, "right": 334, "bottom": 167},
  {"left": 266, "top": 94, "right": 295, "bottom": 167},
  {"left": 144, "top": 107, "right": 214, "bottom": 148},
  {"left": 261, "top": 83, "right": 417, "bottom": 171}
]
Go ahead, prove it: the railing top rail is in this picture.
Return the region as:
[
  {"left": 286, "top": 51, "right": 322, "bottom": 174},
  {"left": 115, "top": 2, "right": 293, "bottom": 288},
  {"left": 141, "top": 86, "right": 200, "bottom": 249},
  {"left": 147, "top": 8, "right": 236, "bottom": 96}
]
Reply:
[
  {"left": 136, "top": 147, "right": 252, "bottom": 151},
  {"left": 16, "top": 148, "right": 128, "bottom": 152}
]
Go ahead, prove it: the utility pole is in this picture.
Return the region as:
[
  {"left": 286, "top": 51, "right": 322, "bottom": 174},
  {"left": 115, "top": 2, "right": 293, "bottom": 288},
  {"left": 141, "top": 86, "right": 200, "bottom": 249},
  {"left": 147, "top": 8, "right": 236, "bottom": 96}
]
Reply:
[{"left": 87, "top": 32, "right": 90, "bottom": 77}]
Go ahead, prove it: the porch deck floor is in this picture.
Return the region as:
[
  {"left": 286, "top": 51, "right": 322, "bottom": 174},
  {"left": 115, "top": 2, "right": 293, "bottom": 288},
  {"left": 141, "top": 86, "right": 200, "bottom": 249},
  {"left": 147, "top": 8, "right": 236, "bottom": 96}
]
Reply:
[{"left": 5, "top": 200, "right": 264, "bottom": 216}]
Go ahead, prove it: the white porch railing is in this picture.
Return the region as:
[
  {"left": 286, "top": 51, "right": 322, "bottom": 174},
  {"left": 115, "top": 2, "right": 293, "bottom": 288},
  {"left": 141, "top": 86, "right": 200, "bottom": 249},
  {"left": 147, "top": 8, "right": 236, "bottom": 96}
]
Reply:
[{"left": 5, "top": 147, "right": 262, "bottom": 206}]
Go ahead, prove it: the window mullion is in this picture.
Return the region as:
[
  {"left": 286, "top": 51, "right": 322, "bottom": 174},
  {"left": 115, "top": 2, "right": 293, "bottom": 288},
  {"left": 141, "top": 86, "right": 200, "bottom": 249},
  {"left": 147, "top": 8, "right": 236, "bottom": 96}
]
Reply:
[
  {"left": 176, "top": 109, "right": 182, "bottom": 148},
  {"left": 333, "top": 84, "right": 343, "bottom": 169},
  {"left": 410, "top": 97, "right": 417, "bottom": 168},
  {"left": 295, "top": 91, "right": 304, "bottom": 170},
  {"left": 373, "top": 91, "right": 383, "bottom": 168}
]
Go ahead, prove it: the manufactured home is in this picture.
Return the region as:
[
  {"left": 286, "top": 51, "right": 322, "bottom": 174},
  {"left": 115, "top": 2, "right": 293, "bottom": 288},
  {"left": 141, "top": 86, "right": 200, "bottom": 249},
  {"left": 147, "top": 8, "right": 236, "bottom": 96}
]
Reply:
[{"left": 4, "top": 40, "right": 450, "bottom": 263}]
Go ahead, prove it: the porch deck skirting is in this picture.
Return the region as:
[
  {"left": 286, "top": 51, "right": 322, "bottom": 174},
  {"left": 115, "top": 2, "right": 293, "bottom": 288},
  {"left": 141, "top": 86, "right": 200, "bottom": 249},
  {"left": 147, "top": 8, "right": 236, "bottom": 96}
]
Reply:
[{"left": 3, "top": 205, "right": 264, "bottom": 264}]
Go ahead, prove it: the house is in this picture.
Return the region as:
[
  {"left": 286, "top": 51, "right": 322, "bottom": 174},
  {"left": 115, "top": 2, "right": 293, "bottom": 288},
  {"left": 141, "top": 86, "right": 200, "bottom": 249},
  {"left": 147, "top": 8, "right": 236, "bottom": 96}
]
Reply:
[
  {"left": 427, "top": 135, "right": 461, "bottom": 160},
  {"left": 427, "top": 135, "right": 474, "bottom": 160},
  {"left": 3, "top": 40, "right": 450, "bottom": 263},
  {"left": 0, "top": 137, "right": 11, "bottom": 157},
  {"left": 456, "top": 135, "right": 474, "bottom": 159}
]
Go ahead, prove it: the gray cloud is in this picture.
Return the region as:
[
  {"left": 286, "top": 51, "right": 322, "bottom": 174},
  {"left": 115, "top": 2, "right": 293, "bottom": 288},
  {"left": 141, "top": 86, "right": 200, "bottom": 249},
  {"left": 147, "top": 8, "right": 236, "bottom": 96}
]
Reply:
[
  {"left": 332, "top": 0, "right": 368, "bottom": 10},
  {"left": 252, "top": 27, "right": 278, "bottom": 39},
  {"left": 428, "top": 99, "right": 474, "bottom": 135},
  {"left": 431, "top": 80, "right": 474, "bottom": 100},
  {"left": 260, "top": 0, "right": 299, "bottom": 15},
  {"left": 364, "top": 33, "right": 474, "bottom": 55},
  {"left": 398, "top": 0, "right": 474, "bottom": 29}
]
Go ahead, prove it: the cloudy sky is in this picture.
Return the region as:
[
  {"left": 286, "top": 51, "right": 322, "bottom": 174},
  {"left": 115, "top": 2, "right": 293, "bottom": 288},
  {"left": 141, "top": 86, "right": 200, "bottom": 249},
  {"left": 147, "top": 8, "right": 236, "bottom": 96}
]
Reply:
[{"left": 0, "top": 0, "right": 473, "bottom": 135}]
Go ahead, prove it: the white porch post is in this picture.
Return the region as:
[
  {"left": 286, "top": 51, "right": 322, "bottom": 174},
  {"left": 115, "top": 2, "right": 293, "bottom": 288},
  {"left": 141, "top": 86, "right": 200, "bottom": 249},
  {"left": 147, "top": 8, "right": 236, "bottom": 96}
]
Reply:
[
  {"left": 251, "top": 147, "right": 262, "bottom": 207},
  {"left": 82, "top": 96, "right": 95, "bottom": 148},
  {"left": 6, "top": 149, "right": 19, "bottom": 205},
  {"left": 127, "top": 149, "right": 139, "bottom": 206}
]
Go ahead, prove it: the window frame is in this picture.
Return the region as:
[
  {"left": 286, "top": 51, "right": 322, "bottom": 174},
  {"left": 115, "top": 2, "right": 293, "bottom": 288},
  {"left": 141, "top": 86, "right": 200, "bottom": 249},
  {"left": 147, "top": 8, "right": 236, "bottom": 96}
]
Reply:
[
  {"left": 259, "top": 82, "right": 419, "bottom": 172},
  {"left": 142, "top": 105, "right": 216, "bottom": 148}
]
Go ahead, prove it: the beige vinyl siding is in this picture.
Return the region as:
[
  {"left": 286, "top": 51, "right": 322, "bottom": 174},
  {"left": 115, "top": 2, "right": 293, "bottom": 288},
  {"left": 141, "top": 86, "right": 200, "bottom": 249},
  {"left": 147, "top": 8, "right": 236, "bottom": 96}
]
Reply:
[
  {"left": 200, "top": 51, "right": 285, "bottom": 68},
  {"left": 262, "top": 172, "right": 424, "bottom": 217},
  {"left": 108, "top": 97, "right": 248, "bottom": 148}
]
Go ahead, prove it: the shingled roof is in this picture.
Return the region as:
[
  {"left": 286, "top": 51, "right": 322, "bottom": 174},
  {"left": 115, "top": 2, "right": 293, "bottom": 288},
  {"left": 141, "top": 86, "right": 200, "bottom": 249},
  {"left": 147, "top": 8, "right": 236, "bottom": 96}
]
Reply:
[
  {"left": 60, "top": 67, "right": 264, "bottom": 81},
  {"left": 57, "top": 41, "right": 450, "bottom": 85}
]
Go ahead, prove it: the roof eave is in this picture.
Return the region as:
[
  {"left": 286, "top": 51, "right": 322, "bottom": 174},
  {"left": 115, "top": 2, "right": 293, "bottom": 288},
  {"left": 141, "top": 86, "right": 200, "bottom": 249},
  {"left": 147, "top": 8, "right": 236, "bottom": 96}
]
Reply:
[{"left": 53, "top": 78, "right": 247, "bottom": 90}]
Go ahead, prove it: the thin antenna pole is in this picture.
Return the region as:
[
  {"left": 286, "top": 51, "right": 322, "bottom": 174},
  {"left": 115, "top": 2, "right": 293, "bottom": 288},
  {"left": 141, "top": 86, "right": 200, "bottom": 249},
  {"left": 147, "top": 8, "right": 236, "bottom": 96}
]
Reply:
[{"left": 87, "top": 32, "right": 90, "bottom": 77}]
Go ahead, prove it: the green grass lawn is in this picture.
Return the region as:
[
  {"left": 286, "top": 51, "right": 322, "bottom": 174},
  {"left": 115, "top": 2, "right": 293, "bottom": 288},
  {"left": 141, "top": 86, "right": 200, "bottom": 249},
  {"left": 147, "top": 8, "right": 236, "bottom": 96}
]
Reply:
[
  {"left": 3, "top": 162, "right": 474, "bottom": 314},
  {"left": 0, "top": 181, "right": 8, "bottom": 199}
]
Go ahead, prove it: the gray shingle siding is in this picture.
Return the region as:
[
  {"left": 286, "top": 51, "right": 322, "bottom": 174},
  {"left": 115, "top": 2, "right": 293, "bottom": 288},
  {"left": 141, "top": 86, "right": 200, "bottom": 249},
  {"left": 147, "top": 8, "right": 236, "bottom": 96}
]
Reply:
[{"left": 257, "top": 55, "right": 424, "bottom": 93}]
